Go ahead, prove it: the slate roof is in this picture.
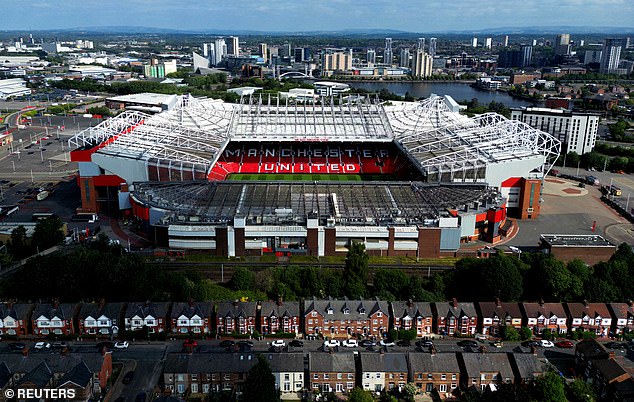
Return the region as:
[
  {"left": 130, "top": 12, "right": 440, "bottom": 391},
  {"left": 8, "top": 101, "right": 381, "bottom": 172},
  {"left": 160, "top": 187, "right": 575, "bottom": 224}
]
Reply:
[
  {"left": 0, "top": 362, "right": 10, "bottom": 388},
  {"left": 125, "top": 302, "right": 170, "bottom": 319},
  {"left": 78, "top": 302, "right": 123, "bottom": 321},
  {"left": 477, "top": 301, "right": 522, "bottom": 320},
  {"left": 260, "top": 301, "right": 300, "bottom": 319},
  {"left": 0, "top": 303, "right": 33, "bottom": 321},
  {"left": 408, "top": 352, "right": 461, "bottom": 373},
  {"left": 460, "top": 353, "right": 514, "bottom": 380},
  {"left": 521, "top": 302, "right": 567, "bottom": 320},
  {"left": 164, "top": 353, "right": 258, "bottom": 374},
  {"left": 391, "top": 301, "right": 433, "bottom": 319},
  {"left": 565, "top": 303, "right": 611, "bottom": 320},
  {"left": 608, "top": 302, "right": 634, "bottom": 320},
  {"left": 17, "top": 361, "right": 53, "bottom": 388},
  {"left": 509, "top": 353, "right": 545, "bottom": 382},
  {"left": 434, "top": 300, "right": 477, "bottom": 319},
  {"left": 1, "top": 352, "right": 106, "bottom": 375},
  {"left": 360, "top": 353, "right": 408, "bottom": 373},
  {"left": 594, "top": 358, "right": 629, "bottom": 382},
  {"left": 309, "top": 352, "right": 356, "bottom": 373},
  {"left": 575, "top": 339, "right": 610, "bottom": 360},
  {"left": 265, "top": 353, "right": 304, "bottom": 373},
  {"left": 170, "top": 302, "right": 211, "bottom": 320},
  {"left": 215, "top": 302, "right": 258, "bottom": 319},
  {"left": 32, "top": 303, "right": 76, "bottom": 321},
  {"left": 303, "top": 297, "right": 389, "bottom": 320},
  {"left": 58, "top": 362, "right": 92, "bottom": 388}
]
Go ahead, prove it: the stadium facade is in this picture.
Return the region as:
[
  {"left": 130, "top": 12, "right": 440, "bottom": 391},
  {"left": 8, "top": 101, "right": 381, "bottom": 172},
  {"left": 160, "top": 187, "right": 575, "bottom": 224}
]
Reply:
[{"left": 69, "top": 94, "right": 560, "bottom": 257}]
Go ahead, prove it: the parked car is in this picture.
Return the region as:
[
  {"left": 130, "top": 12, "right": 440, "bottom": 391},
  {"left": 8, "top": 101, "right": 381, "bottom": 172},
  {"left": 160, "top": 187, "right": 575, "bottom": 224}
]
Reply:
[
  {"left": 9, "top": 342, "right": 26, "bottom": 351},
  {"left": 271, "top": 339, "right": 286, "bottom": 348},
  {"left": 457, "top": 340, "right": 479, "bottom": 348},
  {"left": 114, "top": 341, "right": 129, "bottom": 349},
  {"left": 342, "top": 339, "right": 358, "bottom": 348},
  {"left": 237, "top": 340, "right": 254, "bottom": 350},
  {"left": 360, "top": 339, "right": 376, "bottom": 347},
  {"left": 219, "top": 340, "right": 235, "bottom": 348},
  {"left": 183, "top": 339, "right": 198, "bottom": 348},
  {"left": 379, "top": 339, "right": 396, "bottom": 347},
  {"left": 289, "top": 340, "right": 304, "bottom": 348},
  {"left": 555, "top": 340, "right": 574, "bottom": 349},
  {"left": 396, "top": 339, "right": 411, "bottom": 347},
  {"left": 605, "top": 341, "right": 628, "bottom": 350},
  {"left": 540, "top": 340, "right": 554, "bottom": 348},
  {"left": 490, "top": 340, "right": 504, "bottom": 348},
  {"left": 416, "top": 340, "right": 434, "bottom": 348},
  {"left": 522, "top": 340, "right": 541, "bottom": 348},
  {"left": 323, "top": 339, "right": 340, "bottom": 348},
  {"left": 34, "top": 342, "right": 50, "bottom": 350},
  {"left": 51, "top": 341, "right": 68, "bottom": 350},
  {"left": 122, "top": 371, "right": 134, "bottom": 384}
]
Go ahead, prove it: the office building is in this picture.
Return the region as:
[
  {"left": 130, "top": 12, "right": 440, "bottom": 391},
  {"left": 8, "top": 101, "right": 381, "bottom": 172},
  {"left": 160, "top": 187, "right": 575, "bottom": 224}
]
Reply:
[
  {"left": 600, "top": 38, "right": 623, "bottom": 74},
  {"left": 584, "top": 50, "right": 602, "bottom": 65},
  {"left": 503, "top": 35, "right": 509, "bottom": 47},
  {"left": 498, "top": 45, "right": 532, "bottom": 68},
  {"left": 472, "top": 37, "right": 478, "bottom": 47},
  {"left": 417, "top": 38, "right": 425, "bottom": 52},
  {"left": 143, "top": 59, "right": 177, "bottom": 79},
  {"left": 202, "top": 43, "right": 210, "bottom": 58},
  {"left": 321, "top": 48, "right": 353, "bottom": 76},
  {"left": 258, "top": 43, "right": 268, "bottom": 62},
  {"left": 399, "top": 48, "right": 410, "bottom": 68},
  {"left": 429, "top": 38, "right": 437, "bottom": 57},
  {"left": 511, "top": 107, "right": 599, "bottom": 155},
  {"left": 411, "top": 50, "right": 433, "bottom": 77},
  {"left": 294, "top": 47, "right": 310, "bottom": 63},
  {"left": 280, "top": 43, "right": 292, "bottom": 59},
  {"left": 213, "top": 38, "right": 226, "bottom": 65},
  {"left": 485, "top": 38, "right": 492, "bottom": 49},
  {"left": 555, "top": 34, "right": 571, "bottom": 56},
  {"left": 366, "top": 49, "right": 376, "bottom": 64},
  {"left": 384, "top": 38, "right": 393, "bottom": 65},
  {"left": 227, "top": 36, "right": 239, "bottom": 57}
]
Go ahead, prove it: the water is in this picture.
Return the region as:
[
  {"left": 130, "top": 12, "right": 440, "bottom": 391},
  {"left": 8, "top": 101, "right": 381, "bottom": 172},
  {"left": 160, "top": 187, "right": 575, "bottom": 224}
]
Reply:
[{"left": 348, "top": 81, "right": 536, "bottom": 108}]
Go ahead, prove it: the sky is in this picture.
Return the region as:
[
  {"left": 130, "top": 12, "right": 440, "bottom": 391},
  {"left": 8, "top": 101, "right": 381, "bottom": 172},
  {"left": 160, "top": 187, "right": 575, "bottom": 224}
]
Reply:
[{"left": 1, "top": 0, "right": 633, "bottom": 32}]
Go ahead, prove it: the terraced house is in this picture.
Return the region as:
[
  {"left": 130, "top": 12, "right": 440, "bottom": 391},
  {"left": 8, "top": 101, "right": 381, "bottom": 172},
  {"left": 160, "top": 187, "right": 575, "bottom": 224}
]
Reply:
[
  {"left": 359, "top": 353, "right": 408, "bottom": 392},
  {"left": 77, "top": 301, "right": 123, "bottom": 337},
  {"left": 477, "top": 300, "right": 522, "bottom": 336},
  {"left": 391, "top": 300, "right": 433, "bottom": 337},
  {"left": 125, "top": 302, "right": 170, "bottom": 333},
  {"left": 31, "top": 302, "right": 78, "bottom": 336},
  {"left": 170, "top": 302, "right": 212, "bottom": 335},
  {"left": 304, "top": 298, "right": 390, "bottom": 338},
  {"left": 0, "top": 302, "right": 31, "bottom": 336},
  {"left": 434, "top": 299, "right": 477, "bottom": 336},
  {"left": 259, "top": 300, "right": 300, "bottom": 335},
  {"left": 216, "top": 301, "right": 257, "bottom": 335},
  {"left": 521, "top": 301, "right": 568, "bottom": 335},
  {"left": 309, "top": 352, "right": 356, "bottom": 394},
  {"left": 566, "top": 302, "right": 612, "bottom": 337},
  {"left": 608, "top": 302, "right": 634, "bottom": 335},
  {"left": 408, "top": 351, "right": 461, "bottom": 398}
]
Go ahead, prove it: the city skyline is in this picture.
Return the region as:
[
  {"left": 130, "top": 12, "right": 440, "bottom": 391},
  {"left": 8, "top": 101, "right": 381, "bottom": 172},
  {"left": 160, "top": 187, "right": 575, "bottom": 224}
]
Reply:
[{"left": 1, "top": 0, "right": 633, "bottom": 33}]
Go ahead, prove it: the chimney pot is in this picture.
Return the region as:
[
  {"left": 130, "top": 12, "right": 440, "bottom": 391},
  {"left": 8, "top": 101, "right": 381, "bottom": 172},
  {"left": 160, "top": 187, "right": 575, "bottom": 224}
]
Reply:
[{"left": 452, "top": 298, "right": 458, "bottom": 308}]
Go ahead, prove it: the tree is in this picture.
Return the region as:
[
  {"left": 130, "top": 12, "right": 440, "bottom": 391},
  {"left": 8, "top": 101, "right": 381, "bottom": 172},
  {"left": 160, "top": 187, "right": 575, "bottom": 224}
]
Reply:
[
  {"left": 31, "top": 217, "right": 65, "bottom": 250},
  {"left": 373, "top": 269, "right": 409, "bottom": 301},
  {"left": 242, "top": 355, "right": 279, "bottom": 402},
  {"left": 9, "top": 225, "right": 31, "bottom": 258},
  {"left": 348, "top": 387, "right": 374, "bottom": 402},
  {"left": 344, "top": 242, "right": 369, "bottom": 299},
  {"left": 566, "top": 378, "right": 596, "bottom": 402},
  {"left": 500, "top": 325, "right": 520, "bottom": 341},
  {"left": 532, "top": 371, "right": 567, "bottom": 402},
  {"left": 519, "top": 327, "right": 533, "bottom": 341},
  {"left": 229, "top": 267, "right": 255, "bottom": 291}
]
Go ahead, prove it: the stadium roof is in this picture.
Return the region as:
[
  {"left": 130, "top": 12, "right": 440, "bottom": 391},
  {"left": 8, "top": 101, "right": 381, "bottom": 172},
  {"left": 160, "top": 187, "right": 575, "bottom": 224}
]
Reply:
[
  {"left": 132, "top": 181, "right": 502, "bottom": 226},
  {"left": 69, "top": 94, "right": 560, "bottom": 180}
]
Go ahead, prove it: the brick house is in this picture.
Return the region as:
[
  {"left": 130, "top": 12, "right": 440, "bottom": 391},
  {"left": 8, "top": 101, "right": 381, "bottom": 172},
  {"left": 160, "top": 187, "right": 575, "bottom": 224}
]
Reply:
[
  {"left": 359, "top": 353, "right": 408, "bottom": 393},
  {"left": 565, "top": 302, "right": 612, "bottom": 337},
  {"left": 259, "top": 300, "right": 300, "bottom": 335},
  {"left": 215, "top": 301, "right": 258, "bottom": 335},
  {"left": 304, "top": 298, "right": 390, "bottom": 339},
  {"left": 607, "top": 302, "right": 634, "bottom": 336},
  {"left": 125, "top": 302, "right": 170, "bottom": 333},
  {"left": 77, "top": 301, "right": 123, "bottom": 338},
  {"left": 408, "top": 351, "right": 461, "bottom": 398},
  {"left": 31, "top": 302, "right": 79, "bottom": 336},
  {"left": 574, "top": 339, "right": 632, "bottom": 400},
  {"left": 434, "top": 299, "right": 477, "bottom": 336},
  {"left": 520, "top": 301, "right": 568, "bottom": 335},
  {"left": 508, "top": 353, "right": 545, "bottom": 384},
  {"left": 459, "top": 352, "right": 515, "bottom": 391},
  {"left": 309, "top": 352, "right": 356, "bottom": 394},
  {"left": 170, "top": 302, "right": 212, "bottom": 335},
  {"left": 391, "top": 300, "right": 433, "bottom": 337},
  {"left": 477, "top": 300, "right": 522, "bottom": 336},
  {"left": 163, "top": 353, "right": 258, "bottom": 396},
  {"left": 0, "top": 302, "right": 32, "bottom": 337}
]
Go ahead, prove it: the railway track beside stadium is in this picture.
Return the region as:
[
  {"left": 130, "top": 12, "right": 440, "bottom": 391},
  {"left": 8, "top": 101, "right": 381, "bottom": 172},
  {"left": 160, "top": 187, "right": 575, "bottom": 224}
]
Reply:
[{"left": 151, "top": 261, "right": 454, "bottom": 282}]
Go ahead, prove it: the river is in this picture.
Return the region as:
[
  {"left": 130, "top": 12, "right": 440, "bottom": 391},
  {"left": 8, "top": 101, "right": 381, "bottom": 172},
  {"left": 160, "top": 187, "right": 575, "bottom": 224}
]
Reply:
[{"left": 347, "top": 81, "right": 536, "bottom": 108}]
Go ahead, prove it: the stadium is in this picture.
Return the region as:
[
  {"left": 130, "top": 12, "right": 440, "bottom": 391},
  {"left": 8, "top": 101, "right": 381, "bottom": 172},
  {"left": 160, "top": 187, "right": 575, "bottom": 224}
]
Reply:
[{"left": 69, "top": 94, "right": 560, "bottom": 257}]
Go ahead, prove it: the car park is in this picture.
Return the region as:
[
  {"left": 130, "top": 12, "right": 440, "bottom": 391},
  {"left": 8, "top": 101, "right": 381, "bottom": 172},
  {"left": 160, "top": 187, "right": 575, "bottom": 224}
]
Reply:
[
  {"left": 457, "top": 340, "right": 479, "bottom": 348},
  {"left": 289, "top": 340, "right": 304, "bottom": 348},
  {"left": 34, "top": 342, "right": 50, "bottom": 350},
  {"left": 540, "top": 340, "right": 554, "bottom": 348},
  {"left": 342, "top": 339, "right": 358, "bottom": 348},
  {"left": 323, "top": 339, "right": 340, "bottom": 348},
  {"left": 555, "top": 340, "right": 574, "bottom": 348},
  {"left": 271, "top": 339, "right": 286, "bottom": 348},
  {"left": 114, "top": 341, "right": 129, "bottom": 349}
]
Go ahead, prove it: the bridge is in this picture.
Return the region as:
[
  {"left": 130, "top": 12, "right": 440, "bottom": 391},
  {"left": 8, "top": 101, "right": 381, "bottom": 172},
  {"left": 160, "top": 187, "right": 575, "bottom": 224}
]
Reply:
[{"left": 278, "top": 71, "right": 315, "bottom": 80}]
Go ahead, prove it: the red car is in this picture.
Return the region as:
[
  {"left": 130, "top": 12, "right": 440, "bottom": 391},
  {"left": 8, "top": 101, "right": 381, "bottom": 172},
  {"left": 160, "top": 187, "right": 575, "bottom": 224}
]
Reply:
[
  {"left": 183, "top": 339, "right": 198, "bottom": 348},
  {"left": 555, "top": 340, "right": 574, "bottom": 348}
]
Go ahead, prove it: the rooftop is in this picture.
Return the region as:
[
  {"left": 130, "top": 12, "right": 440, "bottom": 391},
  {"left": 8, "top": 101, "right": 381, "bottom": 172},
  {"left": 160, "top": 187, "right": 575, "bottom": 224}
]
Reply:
[{"left": 541, "top": 234, "right": 615, "bottom": 248}]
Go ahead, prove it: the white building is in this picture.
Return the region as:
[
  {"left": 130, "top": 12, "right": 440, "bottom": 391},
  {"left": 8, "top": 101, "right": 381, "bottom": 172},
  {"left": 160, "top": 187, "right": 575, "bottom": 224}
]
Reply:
[
  {"left": 411, "top": 50, "right": 433, "bottom": 77},
  {"left": 269, "top": 354, "right": 304, "bottom": 395},
  {"left": 485, "top": 37, "right": 492, "bottom": 49},
  {"left": 0, "top": 78, "right": 31, "bottom": 99},
  {"left": 321, "top": 48, "right": 353, "bottom": 76},
  {"left": 314, "top": 81, "right": 350, "bottom": 96},
  {"left": 511, "top": 107, "right": 599, "bottom": 155},
  {"left": 600, "top": 38, "right": 623, "bottom": 74}
]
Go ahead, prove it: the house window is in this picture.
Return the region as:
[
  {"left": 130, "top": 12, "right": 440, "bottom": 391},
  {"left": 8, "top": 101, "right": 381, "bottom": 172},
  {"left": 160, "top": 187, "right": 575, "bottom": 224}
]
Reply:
[
  {"left": 441, "top": 374, "right": 446, "bottom": 380},
  {"left": 452, "top": 374, "right": 457, "bottom": 380},
  {"left": 337, "top": 373, "right": 342, "bottom": 379},
  {"left": 347, "top": 373, "right": 353, "bottom": 379},
  {"left": 439, "top": 384, "right": 447, "bottom": 392},
  {"left": 324, "top": 374, "right": 329, "bottom": 380},
  {"left": 284, "top": 374, "right": 290, "bottom": 381},
  {"left": 177, "top": 384, "right": 185, "bottom": 394},
  {"left": 191, "top": 384, "right": 198, "bottom": 393}
]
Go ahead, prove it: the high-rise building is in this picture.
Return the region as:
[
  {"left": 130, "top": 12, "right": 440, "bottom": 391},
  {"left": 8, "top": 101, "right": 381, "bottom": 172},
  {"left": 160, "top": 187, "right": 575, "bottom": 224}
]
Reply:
[
  {"left": 532, "top": 39, "right": 537, "bottom": 46},
  {"left": 429, "top": 38, "right": 437, "bottom": 57},
  {"left": 411, "top": 50, "right": 433, "bottom": 77},
  {"left": 498, "top": 45, "right": 533, "bottom": 68},
  {"left": 213, "top": 38, "right": 226, "bottom": 65},
  {"left": 417, "top": 38, "right": 425, "bottom": 52},
  {"left": 520, "top": 45, "right": 533, "bottom": 67},
  {"left": 366, "top": 49, "right": 376, "bottom": 64},
  {"left": 555, "top": 33, "right": 571, "bottom": 56},
  {"left": 203, "top": 43, "right": 209, "bottom": 58},
  {"left": 503, "top": 35, "right": 509, "bottom": 47},
  {"left": 485, "top": 38, "right": 492, "bottom": 49},
  {"left": 472, "top": 37, "right": 478, "bottom": 47},
  {"left": 584, "top": 50, "right": 602, "bottom": 65},
  {"left": 600, "top": 38, "right": 623, "bottom": 73},
  {"left": 227, "top": 36, "right": 239, "bottom": 56},
  {"left": 399, "top": 48, "right": 410, "bottom": 68},
  {"left": 626, "top": 37, "right": 632, "bottom": 49},
  {"left": 280, "top": 43, "right": 292, "bottom": 59},
  {"left": 384, "top": 38, "right": 393, "bottom": 65},
  {"left": 294, "top": 47, "right": 311, "bottom": 62},
  {"left": 258, "top": 43, "right": 268, "bottom": 62},
  {"left": 321, "top": 48, "right": 353, "bottom": 76}
]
